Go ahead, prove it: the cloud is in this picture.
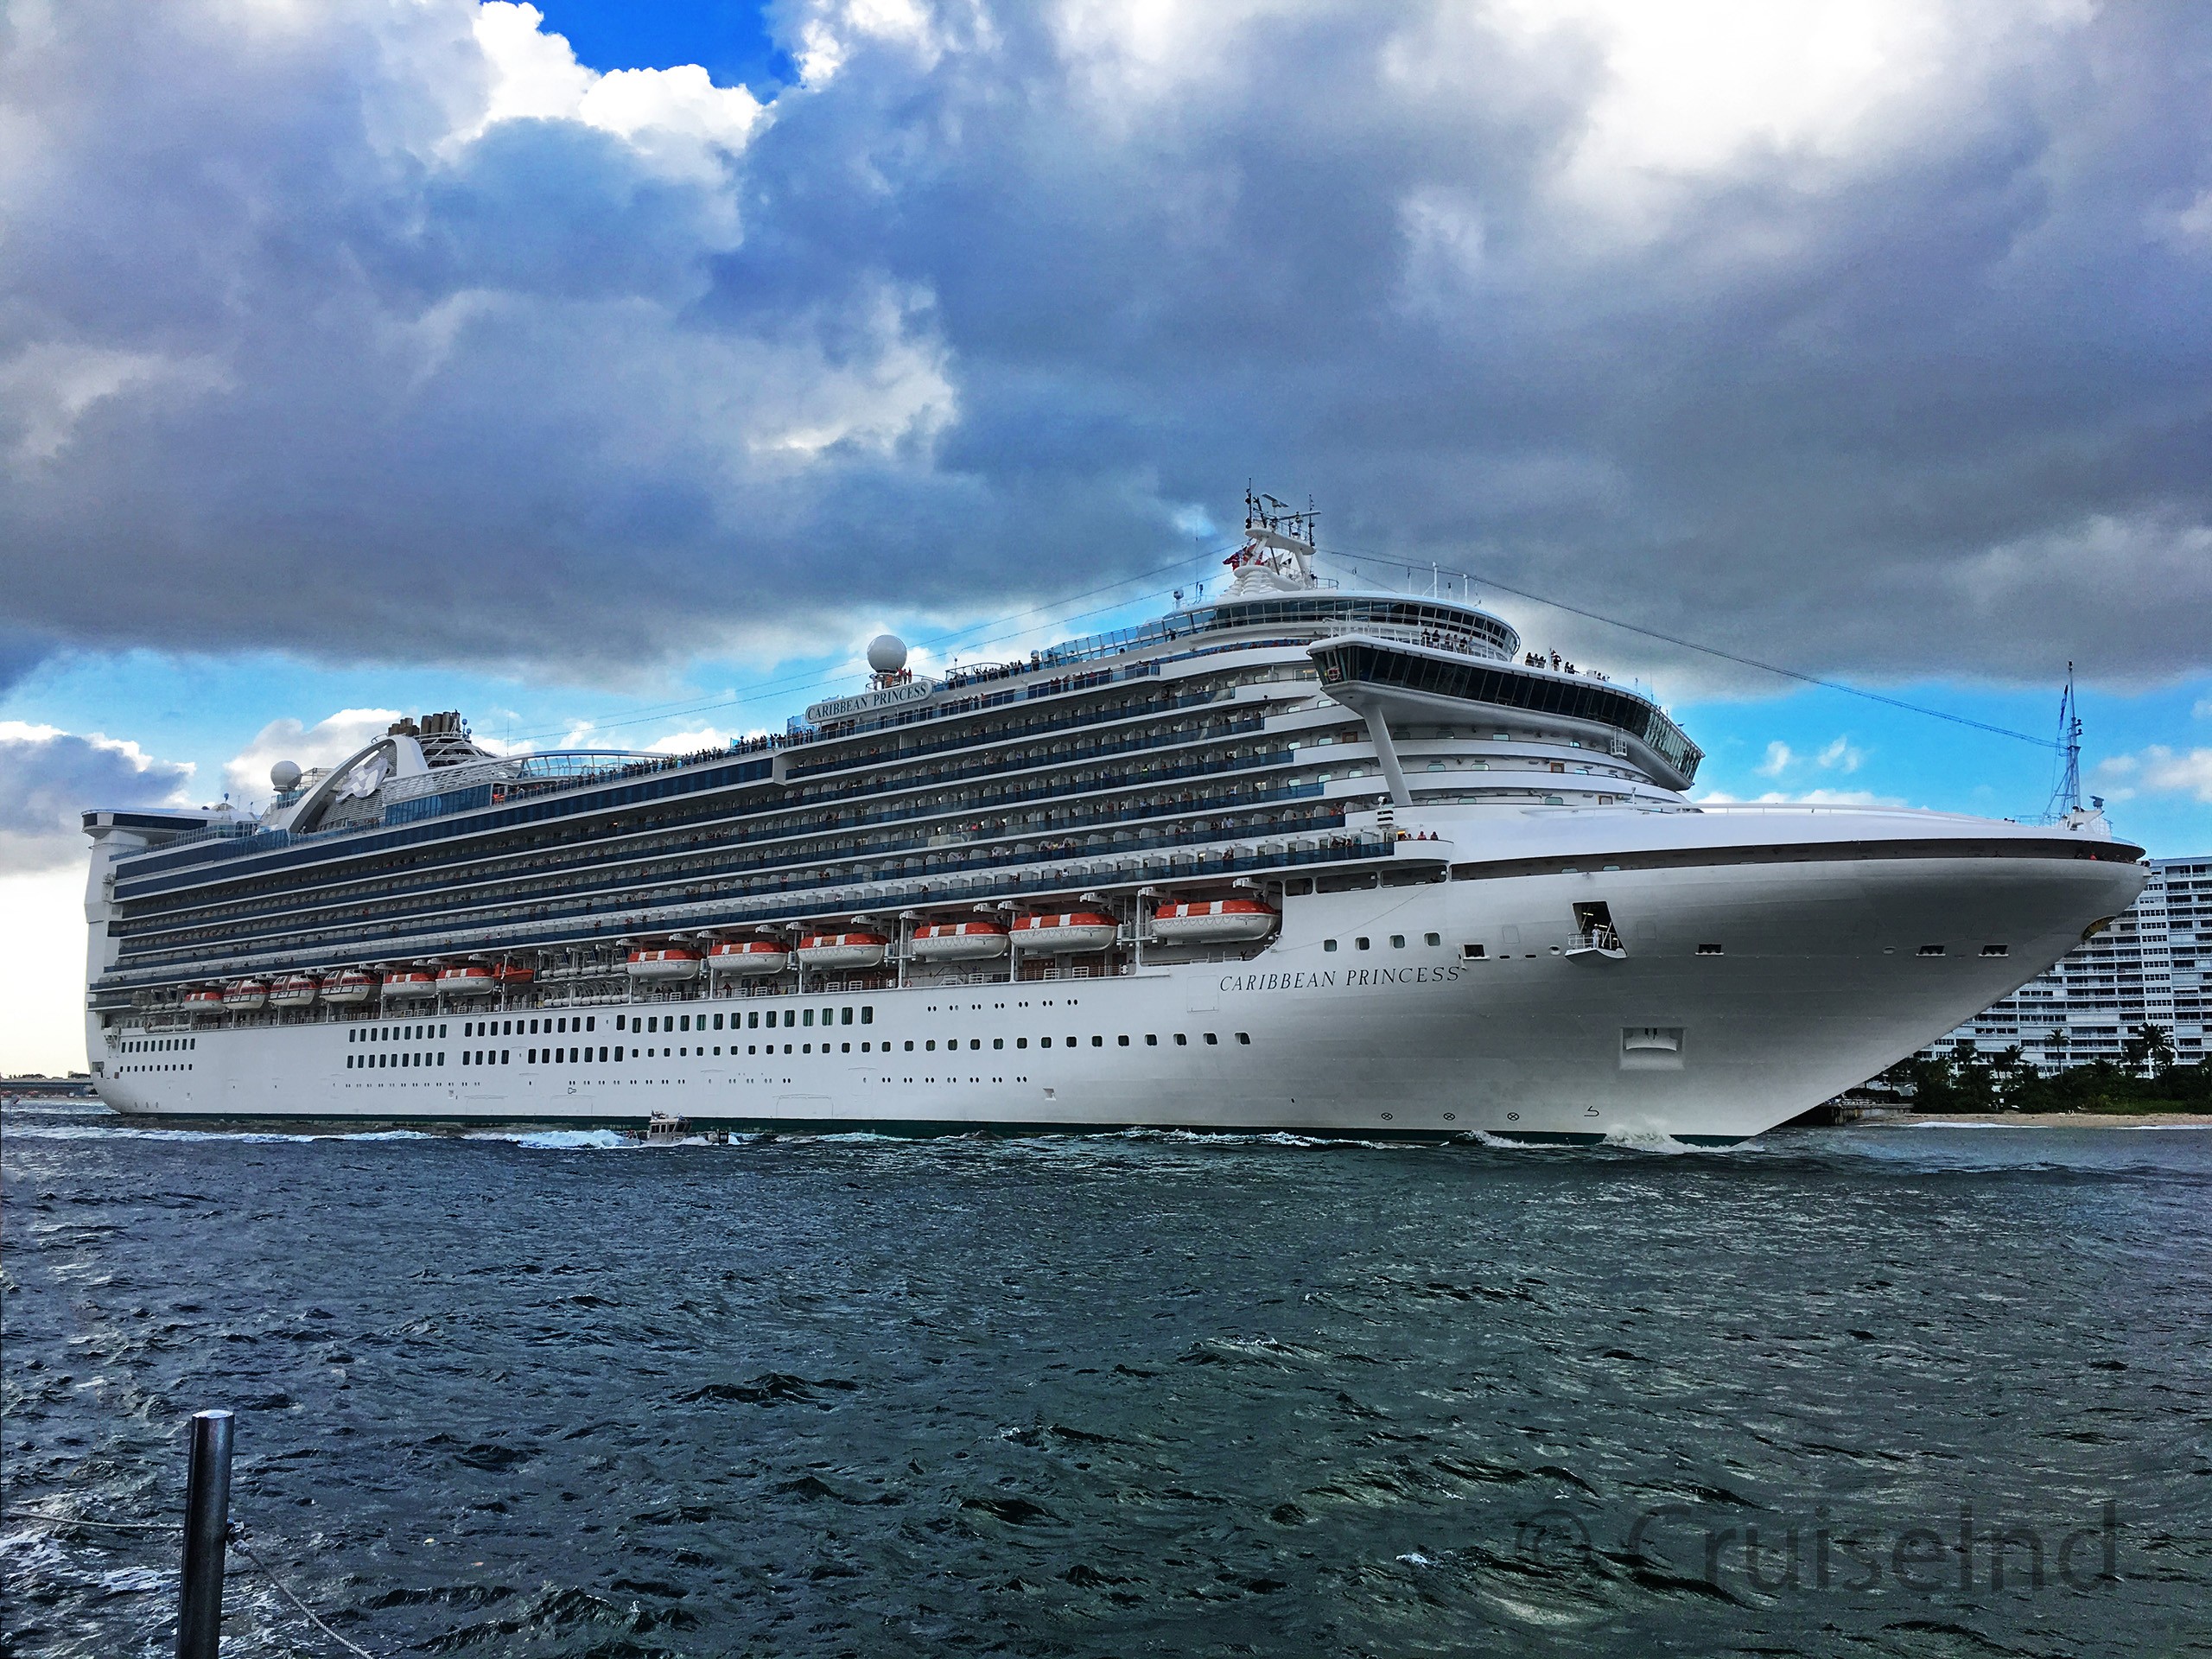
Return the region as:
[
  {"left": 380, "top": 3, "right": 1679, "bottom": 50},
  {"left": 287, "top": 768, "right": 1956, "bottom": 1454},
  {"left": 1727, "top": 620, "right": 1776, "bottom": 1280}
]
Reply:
[
  {"left": 3, "top": 0, "right": 2210, "bottom": 692},
  {"left": 2094, "top": 745, "right": 2212, "bottom": 805},
  {"left": 0, "top": 722, "right": 196, "bottom": 873},
  {"left": 1696, "top": 786, "right": 1906, "bottom": 808},
  {"left": 222, "top": 709, "right": 407, "bottom": 804},
  {"left": 1754, "top": 741, "right": 1793, "bottom": 778},
  {"left": 1815, "top": 736, "right": 1864, "bottom": 773}
]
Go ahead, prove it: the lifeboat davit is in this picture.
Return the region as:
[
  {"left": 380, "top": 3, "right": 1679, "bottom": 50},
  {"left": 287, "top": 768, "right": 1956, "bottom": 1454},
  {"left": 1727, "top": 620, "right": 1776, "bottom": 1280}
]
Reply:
[
  {"left": 709, "top": 938, "right": 791, "bottom": 977},
  {"left": 223, "top": 980, "right": 270, "bottom": 1012},
  {"left": 182, "top": 988, "right": 228, "bottom": 1020},
  {"left": 437, "top": 964, "right": 497, "bottom": 997},
  {"left": 321, "top": 970, "right": 377, "bottom": 1006},
  {"left": 381, "top": 969, "right": 437, "bottom": 1001},
  {"left": 627, "top": 946, "right": 702, "bottom": 982},
  {"left": 1150, "top": 897, "right": 1281, "bottom": 944},
  {"left": 909, "top": 919, "right": 1010, "bottom": 963},
  {"left": 1012, "top": 911, "right": 1120, "bottom": 953},
  {"left": 269, "top": 975, "right": 321, "bottom": 1009},
  {"left": 796, "top": 931, "right": 890, "bottom": 970}
]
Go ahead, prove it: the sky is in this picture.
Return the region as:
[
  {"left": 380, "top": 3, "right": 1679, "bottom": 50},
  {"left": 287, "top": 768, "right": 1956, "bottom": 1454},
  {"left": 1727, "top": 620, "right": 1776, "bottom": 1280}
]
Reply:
[{"left": 1, "top": 0, "right": 2208, "bottom": 1073}]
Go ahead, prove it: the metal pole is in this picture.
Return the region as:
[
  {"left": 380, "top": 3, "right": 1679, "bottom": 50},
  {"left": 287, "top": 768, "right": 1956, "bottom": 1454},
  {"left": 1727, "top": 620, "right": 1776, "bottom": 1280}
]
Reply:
[{"left": 176, "top": 1408, "right": 233, "bottom": 1659}]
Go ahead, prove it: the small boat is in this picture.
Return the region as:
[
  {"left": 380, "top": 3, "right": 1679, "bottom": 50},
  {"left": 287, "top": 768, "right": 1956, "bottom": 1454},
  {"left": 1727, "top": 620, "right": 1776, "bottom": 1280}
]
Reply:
[
  {"left": 1150, "top": 897, "right": 1280, "bottom": 944},
  {"left": 380, "top": 969, "right": 437, "bottom": 1001},
  {"left": 493, "top": 962, "right": 535, "bottom": 988},
  {"left": 709, "top": 938, "right": 791, "bottom": 976},
  {"left": 1011, "top": 911, "right": 1120, "bottom": 953},
  {"left": 269, "top": 975, "right": 321, "bottom": 1008},
  {"left": 436, "top": 964, "right": 498, "bottom": 997},
  {"left": 625, "top": 1111, "right": 728, "bottom": 1147},
  {"left": 222, "top": 980, "right": 269, "bottom": 1012},
  {"left": 321, "top": 970, "right": 377, "bottom": 1005},
  {"left": 797, "top": 931, "right": 890, "bottom": 970},
  {"left": 182, "top": 988, "right": 227, "bottom": 1019},
  {"left": 627, "top": 947, "right": 702, "bottom": 982},
  {"left": 909, "top": 919, "right": 1009, "bottom": 963}
]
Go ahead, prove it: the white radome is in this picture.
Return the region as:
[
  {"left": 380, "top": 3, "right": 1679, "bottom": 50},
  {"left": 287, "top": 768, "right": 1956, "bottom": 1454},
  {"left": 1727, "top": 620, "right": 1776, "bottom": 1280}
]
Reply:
[
  {"left": 867, "top": 633, "right": 907, "bottom": 675},
  {"left": 270, "top": 760, "right": 302, "bottom": 791}
]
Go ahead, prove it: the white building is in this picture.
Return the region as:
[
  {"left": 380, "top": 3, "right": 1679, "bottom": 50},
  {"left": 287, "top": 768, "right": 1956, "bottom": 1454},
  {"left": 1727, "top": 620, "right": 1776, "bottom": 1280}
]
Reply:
[{"left": 1926, "top": 855, "right": 2208, "bottom": 1071}]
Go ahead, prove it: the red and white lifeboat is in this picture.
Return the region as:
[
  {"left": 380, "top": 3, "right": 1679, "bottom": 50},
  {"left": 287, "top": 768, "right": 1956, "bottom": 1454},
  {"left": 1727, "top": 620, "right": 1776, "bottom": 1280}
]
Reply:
[
  {"left": 626, "top": 946, "right": 702, "bottom": 982},
  {"left": 910, "top": 919, "right": 1009, "bottom": 963},
  {"left": 321, "top": 970, "right": 377, "bottom": 1006},
  {"left": 436, "top": 963, "right": 497, "bottom": 998},
  {"left": 1151, "top": 897, "right": 1281, "bottom": 944},
  {"left": 1012, "top": 911, "right": 1120, "bottom": 953},
  {"left": 709, "top": 938, "right": 791, "bottom": 976},
  {"left": 183, "top": 988, "right": 228, "bottom": 1020},
  {"left": 380, "top": 969, "right": 438, "bottom": 1002},
  {"left": 223, "top": 980, "right": 270, "bottom": 1012},
  {"left": 796, "top": 931, "right": 890, "bottom": 971},
  {"left": 269, "top": 974, "right": 321, "bottom": 1009}
]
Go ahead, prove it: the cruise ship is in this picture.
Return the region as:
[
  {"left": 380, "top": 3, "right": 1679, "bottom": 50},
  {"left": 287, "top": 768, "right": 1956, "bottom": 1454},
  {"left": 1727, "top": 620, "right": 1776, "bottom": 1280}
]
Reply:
[{"left": 81, "top": 499, "right": 2146, "bottom": 1143}]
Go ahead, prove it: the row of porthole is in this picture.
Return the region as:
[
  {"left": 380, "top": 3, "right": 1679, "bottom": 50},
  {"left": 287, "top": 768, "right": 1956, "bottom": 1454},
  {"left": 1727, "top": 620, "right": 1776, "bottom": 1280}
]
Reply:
[
  {"left": 122, "top": 1036, "right": 196, "bottom": 1052},
  {"left": 1325, "top": 933, "right": 1443, "bottom": 951},
  {"left": 423, "top": 1033, "right": 1265, "bottom": 1065}
]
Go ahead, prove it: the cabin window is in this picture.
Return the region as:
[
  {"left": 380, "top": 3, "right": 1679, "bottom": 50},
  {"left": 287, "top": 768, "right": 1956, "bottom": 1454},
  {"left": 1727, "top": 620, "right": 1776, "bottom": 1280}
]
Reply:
[
  {"left": 1355, "top": 938, "right": 1370, "bottom": 950},
  {"left": 1981, "top": 944, "right": 2008, "bottom": 957},
  {"left": 905, "top": 1040, "right": 915, "bottom": 1051},
  {"left": 1145, "top": 1034, "right": 1158, "bottom": 1046},
  {"left": 1697, "top": 944, "right": 1723, "bottom": 956},
  {"left": 861, "top": 1007, "right": 874, "bottom": 1024},
  {"left": 528, "top": 1048, "right": 537, "bottom": 1063},
  {"left": 841, "top": 1007, "right": 854, "bottom": 1026},
  {"left": 1425, "top": 933, "right": 1440, "bottom": 947},
  {"left": 615, "top": 1015, "right": 626, "bottom": 1030},
  {"left": 969, "top": 1039, "right": 982, "bottom": 1051},
  {"left": 747, "top": 1011, "right": 759, "bottom": 1028},
  {"left": 1236, "top": 1033, "right": 1251, "bottom": 1045},
  {"left": 926, "top": 1039, "right": 936, "bottom": 1051},
  {"left": 1389, "top": 935, "right": 1405, "bottom": 949},
  {"left": 994, "top": 1038, "right": 1005, "bottom": 1050},
  {"left": 440, "top": 1024, "right": 448, "bottom": 1038},
  {"left": 1461, "top": 943, "right": 1486, "bottom": 960},
  {"left": 1917, "top": 944, "right": 1945, "bottom": 957},
  {"left": 1173, "top": 1033, "right": 1187, "bottom": 1046},
  {"left": 500, "top": 1050, "right": 508, "bottom": 1064},
  {"left": 785, "top": 1010, "right": 798, "bottom": 1028},
  {"left": 714, "top": 1014, "right": 723, "bottom": 1029},
  {"left": 1205, "top": 1033, "right": 1218, "bottom": 1045},
  {"left": 1323, "top": 939, "right": 1338, "bottom": 952},
  {"left": 1116, "top": 1035, "right": 1128, "bottom": 1046}
]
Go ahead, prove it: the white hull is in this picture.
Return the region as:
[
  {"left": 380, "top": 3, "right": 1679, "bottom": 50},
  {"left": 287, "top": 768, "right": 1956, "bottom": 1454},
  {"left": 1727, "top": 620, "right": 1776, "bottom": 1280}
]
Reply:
[{"left": 90, "top": 830, "right": 2144, "bottom": 1144}]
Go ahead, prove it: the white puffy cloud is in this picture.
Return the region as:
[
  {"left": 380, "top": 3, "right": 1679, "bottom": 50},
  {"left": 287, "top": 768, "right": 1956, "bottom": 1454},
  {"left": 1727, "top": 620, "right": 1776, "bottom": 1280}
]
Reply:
[
  {"left": 2, "top": 0, "right": 2208, "bottom": 694},
  {"left": 0, "top": 721, "right": 195, "bottom": 873},
  {"left": 2094, "top": 746, "right": 2212, "bottom": 805},
  {"left": 222, "top": 709, "right": 407, "bottom": 804}
]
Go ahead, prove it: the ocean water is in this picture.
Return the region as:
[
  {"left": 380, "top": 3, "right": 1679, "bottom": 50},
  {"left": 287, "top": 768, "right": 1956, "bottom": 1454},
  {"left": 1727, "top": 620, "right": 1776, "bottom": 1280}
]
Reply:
[{"left": 3, "top": 1100, "right": 2208, "bottom": 1657}]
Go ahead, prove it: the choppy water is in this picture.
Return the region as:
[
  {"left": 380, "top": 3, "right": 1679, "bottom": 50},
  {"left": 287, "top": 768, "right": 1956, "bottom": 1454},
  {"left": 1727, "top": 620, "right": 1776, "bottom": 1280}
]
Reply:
[{"left": 3, "top": 1101, "right": 2209, "bottom": 1658}]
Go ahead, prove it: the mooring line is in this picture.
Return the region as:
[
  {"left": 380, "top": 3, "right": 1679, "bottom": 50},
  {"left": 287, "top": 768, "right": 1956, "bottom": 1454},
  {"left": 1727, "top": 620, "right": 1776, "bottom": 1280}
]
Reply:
[{"left": 5, "top": 1503, "right": 383, "bottom": 1659}]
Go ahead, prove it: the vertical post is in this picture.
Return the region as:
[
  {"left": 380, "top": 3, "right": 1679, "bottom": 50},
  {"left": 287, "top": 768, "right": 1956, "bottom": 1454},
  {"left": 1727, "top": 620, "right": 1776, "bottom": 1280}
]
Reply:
[{"left": 176, "top": 1408, "right": 233, "bottom": 1659}]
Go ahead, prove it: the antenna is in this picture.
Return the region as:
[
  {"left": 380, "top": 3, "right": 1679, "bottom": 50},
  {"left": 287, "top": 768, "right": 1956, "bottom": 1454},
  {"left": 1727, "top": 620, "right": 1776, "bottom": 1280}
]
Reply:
[{"left": 2052, "top": 663, "right": 2082, "bottom": 818}]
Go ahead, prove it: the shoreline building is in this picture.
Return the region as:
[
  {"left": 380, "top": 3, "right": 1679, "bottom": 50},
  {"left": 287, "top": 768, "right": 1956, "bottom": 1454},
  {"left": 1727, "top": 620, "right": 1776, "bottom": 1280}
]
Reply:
[{"left": 1924, "top": 855, "right": 2207, "bottom": 1072}]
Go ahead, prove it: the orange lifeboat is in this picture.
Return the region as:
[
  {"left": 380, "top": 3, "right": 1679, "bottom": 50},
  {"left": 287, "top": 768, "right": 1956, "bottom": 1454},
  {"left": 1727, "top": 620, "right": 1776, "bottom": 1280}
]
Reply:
[
  {"left": 709, "top": 938, "right": 791, "bottom": 976},
  {"left": 796, "top": 931, "right": 890, "bottom": 970},
  {"left": 381, "top": 969, "right": 437, "bottom": 1002},
  {"left": 1150, "top": 897, "right": 1281, "bottom": 944},
  {"left": 269, "top": 974, "right": 321, "bottom": 1009},
  {"left": 626, "top": 946, "right": 702, "bottom": 982},
  {"left": 493, "top": 962, "right": 535, "bottom": 988},
  {"left": 222, "top": 980, "right": 270, "bottom": 1011},
  {"left": 436, "top": 963, "right": 497, "bottom": 998},
  {"left": 182, "top": 988, "right": 227, "bottom": 1020},
  {"left": 1011, "top": 911, "right": 1120, "bottom": 953},
  {"left": 321, "top": 970, "right": 377, "bottom": 1006},
  {"left": 910, "top": 919, "right": 1009, "bottom": 963}
]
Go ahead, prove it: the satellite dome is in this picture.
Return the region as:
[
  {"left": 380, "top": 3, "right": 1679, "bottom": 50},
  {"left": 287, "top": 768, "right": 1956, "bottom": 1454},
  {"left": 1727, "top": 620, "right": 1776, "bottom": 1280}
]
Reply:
[
  {"left": 867, "top": 633, "right": 908, "bottom": 675},
  {"left": 270, "top": 760, "right": 302, "bottom": 791}
]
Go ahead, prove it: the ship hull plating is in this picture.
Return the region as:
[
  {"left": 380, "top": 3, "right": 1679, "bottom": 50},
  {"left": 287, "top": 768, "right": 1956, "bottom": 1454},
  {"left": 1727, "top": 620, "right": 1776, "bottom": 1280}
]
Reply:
[{"left": 92, "top": 848, "right": 2143, "bottom": 1144}]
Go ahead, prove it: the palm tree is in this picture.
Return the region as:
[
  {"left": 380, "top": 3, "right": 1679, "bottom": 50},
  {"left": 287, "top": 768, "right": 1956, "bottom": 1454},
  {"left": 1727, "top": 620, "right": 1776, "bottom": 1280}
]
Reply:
[{"left": 2127, "top": 1023, "right": 2177, "bottom": 1078}]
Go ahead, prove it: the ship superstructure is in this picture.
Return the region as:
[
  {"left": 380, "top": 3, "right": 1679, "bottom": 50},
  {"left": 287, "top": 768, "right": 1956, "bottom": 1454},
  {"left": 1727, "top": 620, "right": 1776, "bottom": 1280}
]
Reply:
[{"left": 83, "top": 496, "right": 2145, "bottom": 1141}]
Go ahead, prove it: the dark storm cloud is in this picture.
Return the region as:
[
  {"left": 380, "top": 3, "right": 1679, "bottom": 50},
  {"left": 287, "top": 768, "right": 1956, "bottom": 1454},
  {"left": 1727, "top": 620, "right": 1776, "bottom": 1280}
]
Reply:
[
  {"left": 0, "top": 726, "right": 195, "bottom": 873},
  {"left": 2, "top": 0, "right": 2207, "bottom": 687}
]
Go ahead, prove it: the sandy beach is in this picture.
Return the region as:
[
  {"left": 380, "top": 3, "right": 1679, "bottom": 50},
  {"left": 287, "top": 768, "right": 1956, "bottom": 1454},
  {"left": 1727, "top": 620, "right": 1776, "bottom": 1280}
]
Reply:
[{"left": 1857, "top": 1111, "right": 2211, "bottom": 1129}]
